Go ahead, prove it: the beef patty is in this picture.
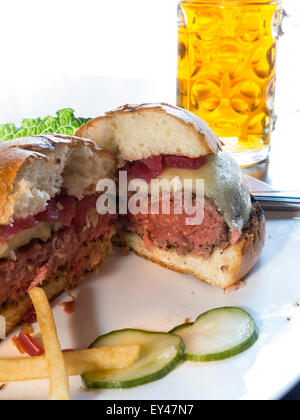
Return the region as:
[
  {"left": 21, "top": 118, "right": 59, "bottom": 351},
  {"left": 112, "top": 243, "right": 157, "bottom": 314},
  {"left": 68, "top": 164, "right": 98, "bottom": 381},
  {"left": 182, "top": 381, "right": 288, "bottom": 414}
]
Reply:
[
  {"left": 121, "top": 195, "right": 230, "bottom": 259},
  {"left": 0, "top": 214, "right": 115, "bottom": 308}
]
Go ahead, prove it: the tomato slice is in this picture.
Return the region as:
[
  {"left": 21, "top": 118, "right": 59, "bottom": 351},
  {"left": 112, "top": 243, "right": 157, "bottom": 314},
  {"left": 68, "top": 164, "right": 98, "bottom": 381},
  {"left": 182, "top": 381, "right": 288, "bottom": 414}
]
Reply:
[
  {"left": 120, "top": 155, "right": 209, "bottom": 182},
  {"left": 164, "top": 155, "right": 208, "bottom": 169}
]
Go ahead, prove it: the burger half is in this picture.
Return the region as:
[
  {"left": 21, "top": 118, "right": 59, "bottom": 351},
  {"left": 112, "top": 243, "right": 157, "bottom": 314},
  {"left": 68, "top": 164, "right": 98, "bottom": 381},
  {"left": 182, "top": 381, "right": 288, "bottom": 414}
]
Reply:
[
  {"left": 0, "top": 134, "right": 116, "bottom": 335},
  {"left": 77, "top": 103, "right": 266, "bottom": 290}
]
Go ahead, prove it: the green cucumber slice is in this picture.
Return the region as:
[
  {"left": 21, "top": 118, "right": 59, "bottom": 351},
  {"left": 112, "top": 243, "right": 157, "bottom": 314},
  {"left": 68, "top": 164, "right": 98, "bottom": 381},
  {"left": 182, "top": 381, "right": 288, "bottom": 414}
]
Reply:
[
  {"left": 82, "top": 329, "right": 184, "bottom": 389},
  {"left": 171, "top": 307, "right": 259, "bottom": 362}
]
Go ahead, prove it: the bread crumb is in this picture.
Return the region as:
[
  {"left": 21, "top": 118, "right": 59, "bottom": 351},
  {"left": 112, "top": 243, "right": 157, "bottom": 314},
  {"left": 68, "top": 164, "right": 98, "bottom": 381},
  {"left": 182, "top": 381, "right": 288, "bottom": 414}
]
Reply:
[
  {"left": 185, "top": 317, "right": 191, "bottom": 324},
  {"left": 21, "top": 323, "right": 33, "bottom": 335},
  {"left": 225, "top": 280, "right": 247, "bottom": 293},
  {"left": 8, "top": 251, "right": 17, "bottom": 261},
  {"left": 11, "top": 336, "right": 25, "bottom": 355},
  {"left": 0, "top": 384, "right": 7, "bottom": 391},
  {"left": 59, "top": 292, "right": 75, "bottom": 315},
  {"left": 67, "top": 291, "right": 75, "bottom": 300}
]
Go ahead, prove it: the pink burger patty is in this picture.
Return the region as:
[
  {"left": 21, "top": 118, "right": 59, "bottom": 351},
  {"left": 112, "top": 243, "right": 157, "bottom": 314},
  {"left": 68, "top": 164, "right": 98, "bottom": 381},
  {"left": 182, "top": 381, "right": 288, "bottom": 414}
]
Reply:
[
  {"left": 0, "top": 211, "right": 115, "bottom": 308},
  {"left": 121, "top": 196, "right": 230, "bottom": 259}
]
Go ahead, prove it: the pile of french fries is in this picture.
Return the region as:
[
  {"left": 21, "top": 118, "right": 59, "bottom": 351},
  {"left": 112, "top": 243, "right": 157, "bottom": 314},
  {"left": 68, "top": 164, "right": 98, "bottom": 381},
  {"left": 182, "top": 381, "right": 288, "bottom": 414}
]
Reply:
[{"left": 0, "top": 288, "right": 140, "bottom": 400}]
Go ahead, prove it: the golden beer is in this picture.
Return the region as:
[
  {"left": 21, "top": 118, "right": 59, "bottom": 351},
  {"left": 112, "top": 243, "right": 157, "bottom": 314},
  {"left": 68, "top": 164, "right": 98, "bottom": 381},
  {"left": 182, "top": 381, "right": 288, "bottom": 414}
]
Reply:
[{"left": 177, "top": 0, "right": 283, "bottom": 166}]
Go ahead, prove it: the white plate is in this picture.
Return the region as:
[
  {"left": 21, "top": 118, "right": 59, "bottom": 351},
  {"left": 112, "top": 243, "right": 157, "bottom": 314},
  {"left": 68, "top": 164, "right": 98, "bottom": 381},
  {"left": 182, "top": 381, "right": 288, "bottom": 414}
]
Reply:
[{"left": 0, "top": 177, "right": 299, "bottom": 401}]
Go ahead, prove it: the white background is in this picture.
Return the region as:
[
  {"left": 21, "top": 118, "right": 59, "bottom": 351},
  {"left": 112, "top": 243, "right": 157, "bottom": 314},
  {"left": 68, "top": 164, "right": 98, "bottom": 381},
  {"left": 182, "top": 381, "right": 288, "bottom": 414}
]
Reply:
[
  {"left": 0, "top": 0, "right": 178, "bottom": 122},
  {"left": 0, "top": 0, "right": 299, "bottom": 124}
]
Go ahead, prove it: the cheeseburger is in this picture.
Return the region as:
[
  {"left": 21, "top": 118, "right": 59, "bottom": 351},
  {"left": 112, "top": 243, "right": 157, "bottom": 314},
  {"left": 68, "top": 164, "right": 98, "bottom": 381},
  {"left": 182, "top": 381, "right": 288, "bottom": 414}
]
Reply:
[{"left": 77, "top": 103, "right": 265, "bottom": 289}]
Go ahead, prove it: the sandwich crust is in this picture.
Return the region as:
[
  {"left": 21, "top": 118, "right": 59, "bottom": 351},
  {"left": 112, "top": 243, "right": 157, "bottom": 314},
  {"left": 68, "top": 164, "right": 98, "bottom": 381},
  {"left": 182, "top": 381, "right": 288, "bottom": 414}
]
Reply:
[
  {"left": 76, "top": 103, "right": 223, "bottom": 161},
  {"left": 107, "top": 103, "right": 223, "bottom": 155},
  {"left": 117, "top": 201, "right": 265, "bottom": 289}
]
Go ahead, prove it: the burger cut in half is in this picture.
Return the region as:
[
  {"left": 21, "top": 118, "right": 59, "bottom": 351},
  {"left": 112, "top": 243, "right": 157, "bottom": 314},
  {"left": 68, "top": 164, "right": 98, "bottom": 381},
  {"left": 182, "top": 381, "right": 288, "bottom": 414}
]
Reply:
[
  {"left": 77, "top": 103, "right": 266, "bottom": 290},
  {"left": 0, "top": 134, "right": 116, "bottom": 335}
]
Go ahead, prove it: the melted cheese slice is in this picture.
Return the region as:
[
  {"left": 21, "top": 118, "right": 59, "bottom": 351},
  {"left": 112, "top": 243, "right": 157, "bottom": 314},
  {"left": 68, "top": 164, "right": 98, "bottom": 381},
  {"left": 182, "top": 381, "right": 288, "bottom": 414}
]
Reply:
[
  {"left": 0, "top": 222, "right": 61, "bottom": 259},
  {"left": 156, "top": 151, "right": 251, "bottom": 230}
]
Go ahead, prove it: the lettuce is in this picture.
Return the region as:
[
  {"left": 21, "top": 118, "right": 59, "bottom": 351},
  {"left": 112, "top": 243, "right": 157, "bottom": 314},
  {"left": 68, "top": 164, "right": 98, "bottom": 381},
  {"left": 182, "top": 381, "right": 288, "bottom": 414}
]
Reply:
[{"left": 0, "top": 109, "right": 91, "bottom": 141}]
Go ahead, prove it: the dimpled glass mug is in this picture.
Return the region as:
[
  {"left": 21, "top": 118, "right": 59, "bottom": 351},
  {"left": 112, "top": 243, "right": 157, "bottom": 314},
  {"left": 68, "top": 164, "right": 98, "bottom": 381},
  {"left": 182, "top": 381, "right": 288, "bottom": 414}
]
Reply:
[{"left": 177, "top": 0, "right": 285, "bottom": 166}]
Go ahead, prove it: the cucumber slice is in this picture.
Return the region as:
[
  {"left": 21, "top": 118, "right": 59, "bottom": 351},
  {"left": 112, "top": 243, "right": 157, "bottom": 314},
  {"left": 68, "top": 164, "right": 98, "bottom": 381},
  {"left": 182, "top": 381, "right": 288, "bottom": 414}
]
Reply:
[
  {"left": 82, "top": 329, "right": 184, "bottom": 389},
  {"left": 171, "top": 307, "right": 258, "bottom": 362}
]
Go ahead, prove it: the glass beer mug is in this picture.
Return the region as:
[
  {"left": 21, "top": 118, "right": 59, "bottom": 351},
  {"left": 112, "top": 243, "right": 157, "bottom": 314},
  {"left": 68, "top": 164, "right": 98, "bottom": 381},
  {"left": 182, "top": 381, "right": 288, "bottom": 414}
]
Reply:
[{"left": 177, "top": 0, "right": 285, "bottom": 166}]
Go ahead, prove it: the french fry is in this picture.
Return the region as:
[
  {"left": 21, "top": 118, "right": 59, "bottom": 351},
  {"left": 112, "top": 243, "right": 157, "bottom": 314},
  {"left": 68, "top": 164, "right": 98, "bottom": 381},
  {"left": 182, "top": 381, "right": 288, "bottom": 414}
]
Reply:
[
  {"left": 0, "top": 345, "right": 140, "bottom": 382},
  {"left": 3, "top": 288, "right": 141, "bottom": 399},
  {"left": 65, "top": 345, "right": 140, "bottom": 375},
  {"left": 29, "top": 287, "right": 70, "bottom": 401}
]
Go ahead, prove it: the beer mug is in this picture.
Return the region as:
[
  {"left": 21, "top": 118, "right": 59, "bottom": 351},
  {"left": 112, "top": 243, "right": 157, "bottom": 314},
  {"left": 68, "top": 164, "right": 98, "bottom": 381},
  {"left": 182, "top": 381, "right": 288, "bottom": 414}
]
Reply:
[{"left": 177, "top": 0, "right": 285, "bottom": 166}]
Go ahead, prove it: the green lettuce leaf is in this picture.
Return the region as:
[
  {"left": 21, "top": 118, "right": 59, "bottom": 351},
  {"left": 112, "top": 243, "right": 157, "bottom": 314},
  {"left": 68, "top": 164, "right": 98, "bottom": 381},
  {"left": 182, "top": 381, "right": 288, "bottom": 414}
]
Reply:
[{"left": 0, "top": 109, "right": 91, "bottom": 141}]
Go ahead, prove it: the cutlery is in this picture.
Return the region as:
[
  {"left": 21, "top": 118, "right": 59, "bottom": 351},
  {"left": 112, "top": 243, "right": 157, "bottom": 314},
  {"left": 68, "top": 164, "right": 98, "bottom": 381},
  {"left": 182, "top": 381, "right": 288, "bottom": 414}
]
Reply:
[{"left": 252, "top": 191, "right": 300, "bottom": 211}]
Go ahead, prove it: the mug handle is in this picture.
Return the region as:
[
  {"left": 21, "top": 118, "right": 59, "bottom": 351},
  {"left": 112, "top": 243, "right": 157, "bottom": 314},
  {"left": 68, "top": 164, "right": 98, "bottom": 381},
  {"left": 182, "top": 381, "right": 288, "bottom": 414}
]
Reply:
[
  {"left": 280, "top": 7, "right": 300, "bottom": 37},
  {"left": 278, "top": 8, "right": 287, "bottom": 36}
]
